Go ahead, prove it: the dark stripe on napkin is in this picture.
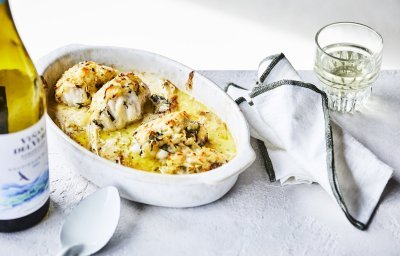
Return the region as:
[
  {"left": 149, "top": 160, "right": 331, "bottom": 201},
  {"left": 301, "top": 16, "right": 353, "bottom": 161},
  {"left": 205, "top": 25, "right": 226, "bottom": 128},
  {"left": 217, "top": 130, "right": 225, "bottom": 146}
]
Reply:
[
  {"left": 258, "top": 53, "right": 285, "bottom": 84},
  {"left": 257, "top": 140, "right": 276, "bottom": 182},
  {"left": 233, "top": 94, "right": 276, "bottom": 182},
  {"left": 224, "top": 82, "right": 247, "bottom": 92},
  {"left": 235, "top": 97, "right": 247, "bottom": 105}
]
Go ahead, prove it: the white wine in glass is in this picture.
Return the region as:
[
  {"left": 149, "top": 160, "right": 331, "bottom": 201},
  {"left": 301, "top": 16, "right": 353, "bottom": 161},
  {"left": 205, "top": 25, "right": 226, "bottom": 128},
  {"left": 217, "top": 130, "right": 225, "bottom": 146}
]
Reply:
[{"left": 314, "top": 22, "right": 383, "bottom": 112}]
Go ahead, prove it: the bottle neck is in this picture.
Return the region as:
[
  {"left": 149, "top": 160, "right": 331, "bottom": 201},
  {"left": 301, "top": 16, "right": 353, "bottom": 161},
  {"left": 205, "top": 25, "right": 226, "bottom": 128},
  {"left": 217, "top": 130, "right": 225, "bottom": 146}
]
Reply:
[
  {"left": 0, "top": 0, "right": 13, "bottom": 26},
  {"left": 0, "top": 0, "right": 15, "bottom": 36},
  {"left": 0, "top": 0, "right": 35, "bottom": 74}
]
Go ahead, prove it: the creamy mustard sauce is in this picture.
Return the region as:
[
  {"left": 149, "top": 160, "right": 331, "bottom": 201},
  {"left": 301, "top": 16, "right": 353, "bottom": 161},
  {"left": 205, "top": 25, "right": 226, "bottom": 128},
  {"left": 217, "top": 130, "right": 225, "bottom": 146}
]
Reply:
[{"left": 49, "top": 72, "right": 236, "bottom": 173}]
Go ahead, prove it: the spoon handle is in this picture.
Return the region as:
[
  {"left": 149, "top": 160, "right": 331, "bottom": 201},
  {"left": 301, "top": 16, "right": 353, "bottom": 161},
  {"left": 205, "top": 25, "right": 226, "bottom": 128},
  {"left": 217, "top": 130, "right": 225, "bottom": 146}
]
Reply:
[{"left": 56, "top": 244, "right": 85, "bottom": 256}]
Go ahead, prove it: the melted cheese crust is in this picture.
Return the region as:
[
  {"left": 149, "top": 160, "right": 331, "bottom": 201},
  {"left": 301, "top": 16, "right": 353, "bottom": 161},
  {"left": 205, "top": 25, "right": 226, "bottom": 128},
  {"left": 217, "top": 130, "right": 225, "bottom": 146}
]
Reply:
[{"left": 49, "top": 70, "right": 236, "bottom": 174}]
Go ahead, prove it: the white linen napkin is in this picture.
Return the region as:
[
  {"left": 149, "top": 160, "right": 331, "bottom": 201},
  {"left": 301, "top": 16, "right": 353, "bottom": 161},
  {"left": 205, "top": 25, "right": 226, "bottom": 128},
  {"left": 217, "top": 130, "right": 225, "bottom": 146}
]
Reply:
[{"left": 226, "top": 53, "right": 393, "bottom": 230}]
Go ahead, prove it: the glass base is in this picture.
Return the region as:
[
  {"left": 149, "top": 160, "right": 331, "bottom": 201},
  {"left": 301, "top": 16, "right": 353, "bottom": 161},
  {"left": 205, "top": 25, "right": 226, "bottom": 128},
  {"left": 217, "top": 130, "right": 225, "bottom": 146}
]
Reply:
[{"left": 321, "top": 84, "right": 372, "bottom": 113}]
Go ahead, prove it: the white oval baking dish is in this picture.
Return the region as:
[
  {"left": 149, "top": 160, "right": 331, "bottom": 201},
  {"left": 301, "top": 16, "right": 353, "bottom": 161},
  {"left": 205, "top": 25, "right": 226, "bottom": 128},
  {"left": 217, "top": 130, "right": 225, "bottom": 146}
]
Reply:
[{"left": 37, "top": 45, "right": 255, "bottom": 207}]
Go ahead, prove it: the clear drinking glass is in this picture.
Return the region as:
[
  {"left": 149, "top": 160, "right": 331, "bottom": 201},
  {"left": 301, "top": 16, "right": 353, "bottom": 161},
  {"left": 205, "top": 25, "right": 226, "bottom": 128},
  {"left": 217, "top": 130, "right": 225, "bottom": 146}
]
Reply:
[{"left": 314, "top": 22, "right": 383, "bottom": 112}]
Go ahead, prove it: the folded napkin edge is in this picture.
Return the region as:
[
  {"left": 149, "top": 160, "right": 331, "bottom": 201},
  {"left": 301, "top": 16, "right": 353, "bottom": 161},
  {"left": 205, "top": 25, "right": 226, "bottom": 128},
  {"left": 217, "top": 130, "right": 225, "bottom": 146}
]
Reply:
[
  {"left": 229, "top": 77, "right": 385, "bottom": 230},
  {"left": 226, "top": 52, "right": 393, "bottom": 230}
]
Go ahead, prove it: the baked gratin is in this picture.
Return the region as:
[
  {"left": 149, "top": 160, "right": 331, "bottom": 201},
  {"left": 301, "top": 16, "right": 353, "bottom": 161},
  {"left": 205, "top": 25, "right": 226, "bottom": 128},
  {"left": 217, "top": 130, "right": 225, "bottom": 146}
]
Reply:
[{"left": 48, "top": 61, "right": 236, "bottom": 174}]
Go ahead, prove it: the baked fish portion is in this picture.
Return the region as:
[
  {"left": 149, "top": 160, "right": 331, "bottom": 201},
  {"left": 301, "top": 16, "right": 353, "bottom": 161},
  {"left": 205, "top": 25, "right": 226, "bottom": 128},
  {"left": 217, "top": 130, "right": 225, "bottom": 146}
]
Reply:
[
  {"left": 51, "top": 62, "right": 236, "bottom": 175},
  {"left": 130, "top": 111, "right": 208, "bottom": 158},
  {"left": 130, "top": 111, "right": 227, "bottom": 174},
  {"left": 137, "top": 73, "right": 178, "bottom": 114},
  {"left": 89, "top": 72, "right": 150, "bottom": 132},
  {"left": 55, "top": 61, "right": 117, "bottom": 107}
]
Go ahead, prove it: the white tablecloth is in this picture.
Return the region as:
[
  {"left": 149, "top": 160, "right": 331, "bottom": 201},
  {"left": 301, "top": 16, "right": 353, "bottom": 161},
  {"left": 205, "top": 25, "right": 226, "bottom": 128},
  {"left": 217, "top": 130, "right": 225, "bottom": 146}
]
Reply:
[{"left": 1, "top": 71, "right": 399, "bottom": 256}]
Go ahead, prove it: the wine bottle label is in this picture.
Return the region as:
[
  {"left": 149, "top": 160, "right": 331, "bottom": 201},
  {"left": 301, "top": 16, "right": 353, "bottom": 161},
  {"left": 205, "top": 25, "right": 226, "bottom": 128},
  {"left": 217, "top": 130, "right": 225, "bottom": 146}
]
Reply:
[{"left": 0, "top": 115, "right": 49, "bottom": 220}]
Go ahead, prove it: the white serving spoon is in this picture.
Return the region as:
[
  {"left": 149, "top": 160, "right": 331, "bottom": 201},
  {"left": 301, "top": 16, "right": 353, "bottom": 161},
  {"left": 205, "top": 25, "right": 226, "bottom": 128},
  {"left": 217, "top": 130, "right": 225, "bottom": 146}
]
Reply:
[{"left": 57, "top": 186, "right": 121, "bottom": 256}]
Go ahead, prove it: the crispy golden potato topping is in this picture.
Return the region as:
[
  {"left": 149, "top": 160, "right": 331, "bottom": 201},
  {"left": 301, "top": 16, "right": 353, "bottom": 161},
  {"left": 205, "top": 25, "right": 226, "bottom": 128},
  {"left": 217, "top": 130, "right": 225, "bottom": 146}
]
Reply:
[
  {"left": 55, "top": 61, "right": 117, "bottom": 107},
  {"left": 130, "top": 111, "right": 208, "bottom": 159},
  {"left": 130, "top": 111, "right": 227, "bottom": 174},
  {"left": 160, "top": 147, "right": 227, "bottom": 174},
  {"left": 51, "top": 61, "right": 236, "bottom": 175}
]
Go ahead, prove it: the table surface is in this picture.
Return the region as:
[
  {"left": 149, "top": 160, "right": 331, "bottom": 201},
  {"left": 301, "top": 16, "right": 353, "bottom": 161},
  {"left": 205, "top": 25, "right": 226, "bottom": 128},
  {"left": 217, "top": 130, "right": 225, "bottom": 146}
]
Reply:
[{"left": 1, "top": 71, "right": 399, "bottom": 256}]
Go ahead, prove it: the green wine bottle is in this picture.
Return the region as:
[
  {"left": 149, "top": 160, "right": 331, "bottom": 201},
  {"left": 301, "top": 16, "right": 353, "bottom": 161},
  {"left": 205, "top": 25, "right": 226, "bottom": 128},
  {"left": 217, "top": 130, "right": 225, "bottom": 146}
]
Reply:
[{"left": 0, "top": 0, "right": 49, "bottom": 232}]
